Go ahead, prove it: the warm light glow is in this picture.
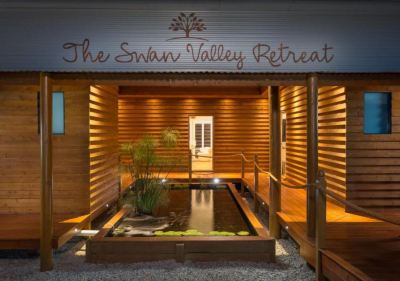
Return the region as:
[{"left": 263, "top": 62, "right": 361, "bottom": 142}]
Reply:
[
  {"left": 213, "top": 178, "right": 220, "bottom": 184},
  {"left": 80, "top": 230, "right": 99, "bottom": 236},
  {"left": 161, "top": 178, "right": 167, "bottom": 183}
]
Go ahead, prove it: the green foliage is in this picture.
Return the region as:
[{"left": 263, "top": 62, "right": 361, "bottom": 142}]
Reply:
[
  {"left": 120, "top": 128, "right": 181, "bottom": 215},
  {"left": 152, "top": 229, "right": 251, "bottom": 237},
  {"left": 160, "top": 127, "right": 180, "bottom": 148},
  {"left": 154, "top": 229, "right": 204, "bottom": 236},
  {"left": 208, "top": 231, "right": 236, "bottom": 236}
]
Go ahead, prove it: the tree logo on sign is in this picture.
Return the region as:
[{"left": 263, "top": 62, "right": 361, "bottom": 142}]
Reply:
[{"left": 167, "top": 12, "right": 208, "bottom": 41}]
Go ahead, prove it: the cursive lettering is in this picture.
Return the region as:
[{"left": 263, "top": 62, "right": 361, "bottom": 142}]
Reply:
[
  {"left": 115, "top": 42, "right": 181, "bottom": 63},
  {"left": 253, "top": 43, "right": 334, "bottom": 67},
  {"left": 62, "top": 38, "right": 110, "bottom": 63},
  {"left": 186, "top": 43, "right": 246, "bottom": 70}
]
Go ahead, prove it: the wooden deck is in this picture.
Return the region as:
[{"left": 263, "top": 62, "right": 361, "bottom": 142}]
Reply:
[
  {"left": 243, "top": 173, "right": 400, "bottom": 281},
  {"left": 2, "top": 172, "right": 399, "bottom": 281},
  {"left": 0, "top": 213, "right": 90, "bottom": 250}
]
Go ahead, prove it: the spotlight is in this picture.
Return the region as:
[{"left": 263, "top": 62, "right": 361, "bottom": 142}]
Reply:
[
  {"left": 106, "top": 204, "right": 109, "bottom": 208},
  {"left": 161, "top": 178, "right": 167, "bottom": 183},
  {"left": 213, "top": 178, "right": 220, "bottom": 184}
]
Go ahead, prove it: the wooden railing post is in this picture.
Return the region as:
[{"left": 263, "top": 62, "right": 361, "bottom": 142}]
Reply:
[
  {"left": 40, "top": 72, "right": 53, "bottom": 272},
  {"left": 316, "top": 170, "right": 327, "bottom": 281},
  {"left": 240, "top": 151, "right": 245, "bottom": 195},
  {"left": 269, "top": 86, "right": 281, "bottom": 238},
  {"left": 254, "top": 154, "right": 259, "bottom": 213},
  {"left": 307, "top": 73, "right": 319, "bottom": 238},
  {"left": 188, "top": 149, "right": 192, "bottom": 183}
]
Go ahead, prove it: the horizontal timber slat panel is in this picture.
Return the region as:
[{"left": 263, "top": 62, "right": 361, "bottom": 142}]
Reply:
[
  {"left": 346, "top": 86, "right": 400, "bottom": 209},
  {"left": 118, "top": 93, "right": 269, "bottom": 173},
  {"left": 89, "top": 85, "right": 119, "bottom": 216},
  {"left": 0, "top": 84, "right": 90, "bottom": 215},
  {"left": 280, "top": 85, "right": 346, "bottom": 200}
]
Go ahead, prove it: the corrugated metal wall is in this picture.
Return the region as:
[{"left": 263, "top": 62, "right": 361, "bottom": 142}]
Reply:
[{"left": 0, "top": 1, "right": 399, "bottom": 72}]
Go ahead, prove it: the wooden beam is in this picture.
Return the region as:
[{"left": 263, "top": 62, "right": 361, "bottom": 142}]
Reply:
[
  {"left": 269, "top": 86, "right": 281, "bottom": 238},
  {"left": 306, "top": 73, "right": 319, "bottom": 238},
  {"left": 40, "top": 72, "right": 53, "bottom": 272},
  {"left": 316, "top": 170, "right": 327, "bottom": 281}
]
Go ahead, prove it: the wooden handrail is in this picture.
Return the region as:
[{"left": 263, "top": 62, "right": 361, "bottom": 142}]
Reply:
[
  {"left": 317, "top": 184, "right": 400, "bottom": 227},
  {"left": 315, "top": 170, "right": 327, "bottom": 281},
  {"left": 254, "top": 154, "right": 259, "bottom": 213},
  {"left": 240, "top": 150, "right": 245, "bottom": 195}
]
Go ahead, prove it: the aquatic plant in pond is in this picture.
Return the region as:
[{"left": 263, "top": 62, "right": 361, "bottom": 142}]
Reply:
[
  {"left": 113, "top": 228, "right": 250, "bottom": 237},
  {"left": 120, "top": 128, "right": 181, "bottom": 215}
]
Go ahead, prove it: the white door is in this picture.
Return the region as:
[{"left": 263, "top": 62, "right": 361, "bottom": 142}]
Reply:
[{"left": 189, "top": 116, "right": 213, "bottom": 171}]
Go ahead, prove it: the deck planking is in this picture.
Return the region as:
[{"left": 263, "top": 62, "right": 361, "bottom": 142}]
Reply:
[
  {"left": 0, "top": 213, "right": 90, "bottom": 250},
  {"left": 243, "top": 173, "right": 400, "bottom": 281}
]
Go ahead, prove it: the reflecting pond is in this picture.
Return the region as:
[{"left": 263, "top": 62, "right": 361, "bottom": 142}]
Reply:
[{"left": 111, "top": 185, "right": 254, "bottom": 237}]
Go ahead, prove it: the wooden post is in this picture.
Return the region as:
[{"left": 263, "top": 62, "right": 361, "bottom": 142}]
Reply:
[
  {"left": 307, "top": 73, "right": 319, "bottom": 238},
  {"left": 254, "top": 154, "right": 259, "bottom": 213},
  {"left": 240, "top": 151, "right": 245, "bottom": 195},
  {"left": 316, "top": 170, "right": 327, "bottom": 281},
  {"left": 269, "top": 86, "right": 281, "bottom": 238},
  {"left": 40, "top": 72, "right": 53, "bottom": 272},
  {"left": 188, "top": 149, "right": 192, "bottom": 183}
]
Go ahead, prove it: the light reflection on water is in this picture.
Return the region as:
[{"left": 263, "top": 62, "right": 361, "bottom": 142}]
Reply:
[
  {"left": 189, "top": 190, "right": 214, "bottom": 233},
  {"left": 113, "top": 187, "right": 252, "bottom": 236}
]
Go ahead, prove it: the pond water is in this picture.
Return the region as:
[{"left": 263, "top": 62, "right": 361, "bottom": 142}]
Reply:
[{"left": 111, "top": 185, "right": 254, "bottom": 237}]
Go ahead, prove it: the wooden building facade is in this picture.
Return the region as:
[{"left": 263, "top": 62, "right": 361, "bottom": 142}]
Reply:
[
  {"left": 2, "top": 81, "right": 399, "bottom": 215},
  {"left": 0, "top": 0, "right": 400, "bottom": 279}
]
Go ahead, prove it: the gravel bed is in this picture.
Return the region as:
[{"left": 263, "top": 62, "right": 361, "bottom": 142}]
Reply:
[{"left": 0, "top": 237, "right": 314, "bottom": 281}]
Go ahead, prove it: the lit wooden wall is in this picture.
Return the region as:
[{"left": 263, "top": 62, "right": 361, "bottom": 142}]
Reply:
[
  {"left": 0, "top": 84, "right": 90, "bottom": 214},
  {"left": 346, "top": 86, "right": 400, "bottom": 210},
  {"left": 280, "top": 86, "right": 346, "bottom": 199},
  {"left": 118, "top": 90, "right": 269, "bottom": 174},
  {"left": 89, "top": 85, "right": 119, "bottom": 217}
]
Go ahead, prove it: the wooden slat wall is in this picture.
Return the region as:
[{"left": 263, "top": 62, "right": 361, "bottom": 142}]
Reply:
[
  {"left": 280, "top": 86, "right": 308, "bottom": 185},
  {"left": 280, "top": 86, "right": 346, "bottom": 199},
  {"left": 346, "top": 86, "right": 400, "bottom": 209},
  {"left": 118, "top": 91, "right": 269, "bottom": 173},
  {"left": 318, "top": 86, "right": 347, "bottom": 199},
  {"left": 0, "top": 84, "right": 90, "bottom": 214},
  {"left": 89, "top": 85, "right": 119, "bottom": 216}
]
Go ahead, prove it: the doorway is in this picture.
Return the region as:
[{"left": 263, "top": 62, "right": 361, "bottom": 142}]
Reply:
[{"left": 189, "top": 116, "right": 213, "bottom": 171}]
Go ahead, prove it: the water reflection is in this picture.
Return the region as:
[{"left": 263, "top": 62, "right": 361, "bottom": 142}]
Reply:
[
  {"left": 112, "top": 187, "right": 252, "bottom": 237},
  {"left": 189, "top": 190, "right": 214, "bottom": 233}
]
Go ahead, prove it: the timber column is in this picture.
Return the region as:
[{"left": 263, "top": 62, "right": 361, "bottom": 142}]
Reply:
[
  {"left": 306, "top": 73, "right": 319, "bottom": 238},
  {"left": 40, "top": 72, "right": 53, "bottom": 271},
  {"left": 269, "top": 86, "right": 281, "bottom": 238}
]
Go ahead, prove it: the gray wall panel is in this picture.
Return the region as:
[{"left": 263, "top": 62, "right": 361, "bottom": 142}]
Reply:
[{"left": 0, "top": 3, "right": 399, "bottom": 72}]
